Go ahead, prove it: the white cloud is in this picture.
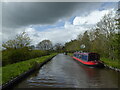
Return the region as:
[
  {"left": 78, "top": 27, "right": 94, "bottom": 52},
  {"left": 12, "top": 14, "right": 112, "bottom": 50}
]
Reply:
[
  {"left": 24, "top": 9, "right": 114, "bottom": 46},
  {"left": 25, "top": 22, "right": 87, "bottom": 46},
  {"left": 2, "top": 9, "right": 115, "bottom": 46},
  {"left": 2, "top": 27, "right": 25, "bottom": 42},
  {"left": 73, "top": 9, "right": 110, "bottom": 25}
]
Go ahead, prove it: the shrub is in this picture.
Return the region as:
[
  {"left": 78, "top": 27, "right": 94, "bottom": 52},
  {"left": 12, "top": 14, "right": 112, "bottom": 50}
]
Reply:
[
  {"left": 2, "top": 48, "right": 50, "bottom": 66},
  {"left": 29, "top": 50, "right": 49, "bottom": 58}
]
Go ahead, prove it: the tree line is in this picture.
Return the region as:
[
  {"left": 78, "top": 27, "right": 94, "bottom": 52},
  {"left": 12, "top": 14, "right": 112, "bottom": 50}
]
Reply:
[
  {"left": 2, "top": 32, "right": 64, "bottom": 66},
  {"left": 2, "top": 32, "right": 50, "bottom": 66},
  {"left": 64, "top": 10, "right": 120, "bottom": 61}
]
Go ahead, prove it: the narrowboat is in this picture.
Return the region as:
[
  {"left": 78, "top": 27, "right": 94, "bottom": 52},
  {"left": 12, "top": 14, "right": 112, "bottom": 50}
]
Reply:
[{"left": 72, "top": 52, "right": 104, "bottom": 67}]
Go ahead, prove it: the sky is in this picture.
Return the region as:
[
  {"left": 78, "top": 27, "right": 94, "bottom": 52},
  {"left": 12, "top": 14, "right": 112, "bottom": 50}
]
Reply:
[{"left": 1, "top": 2, "right": 118, "bottom": 46}]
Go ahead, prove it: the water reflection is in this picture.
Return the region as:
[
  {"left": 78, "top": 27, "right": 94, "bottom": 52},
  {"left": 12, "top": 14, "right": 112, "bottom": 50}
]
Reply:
[{"left": 77, "top": 61, "right": 119, "bottom": 88}]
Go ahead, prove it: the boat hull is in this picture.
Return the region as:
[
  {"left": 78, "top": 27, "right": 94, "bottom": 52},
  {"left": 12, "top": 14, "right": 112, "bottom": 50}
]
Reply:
[{"left": 72, "top": 56, "right": 104, "bottom": 68}]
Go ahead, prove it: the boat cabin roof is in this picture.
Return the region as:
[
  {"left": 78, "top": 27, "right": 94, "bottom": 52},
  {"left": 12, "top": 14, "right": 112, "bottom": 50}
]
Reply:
[{"left": 74, "top": 52, "right": 98, "bottom": 55}]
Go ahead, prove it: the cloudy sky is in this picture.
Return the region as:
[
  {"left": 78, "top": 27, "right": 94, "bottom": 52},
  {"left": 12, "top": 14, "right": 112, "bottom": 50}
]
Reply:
[{"left": 2, "top": 2, "right": 118, "bottom": 46}]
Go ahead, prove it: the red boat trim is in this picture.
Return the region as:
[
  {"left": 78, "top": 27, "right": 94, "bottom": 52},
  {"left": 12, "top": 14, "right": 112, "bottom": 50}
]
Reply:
[{"left": 72, "top": 56, "right": 98, "bottom": 65}]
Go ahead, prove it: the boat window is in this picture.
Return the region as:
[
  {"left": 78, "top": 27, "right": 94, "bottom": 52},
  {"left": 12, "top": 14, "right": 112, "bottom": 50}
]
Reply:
[
  {"left": 75, "top": 54, "right": 78, "bottom": 58},
  {"left": 77, "top": 54, "right": 79, "bottom": 58},
  {"left": 81, "top": 55, "right": 88, "bottom": 61},
  {"left": 74, "top": 54, "right": 77, "bottom": 57},
  {"left": 88, "top": 53, "right": 100, "bottom": 61},
  {"left": 74, "top": 54, "right": 76, "bottom": 57},
  {"left": 79, "top": 54, "right": 82, "bottom": 59},
  {"left": 76, "top": 54, "right": 81, "bottom": 58}
]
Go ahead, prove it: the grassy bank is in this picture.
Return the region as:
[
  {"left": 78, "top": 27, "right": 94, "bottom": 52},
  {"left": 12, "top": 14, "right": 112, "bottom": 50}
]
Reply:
[
  {"left": 101, "top": 58, "right": 120, "bottom": 69},
  {"left": 2, "top": 53, "right": 57, "bottom": 85}
]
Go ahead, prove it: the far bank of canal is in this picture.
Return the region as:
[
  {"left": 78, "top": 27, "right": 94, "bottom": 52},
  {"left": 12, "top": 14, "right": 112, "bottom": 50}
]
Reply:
[{"left": 14, "top": 54, "right": 120, "bottom": 88}]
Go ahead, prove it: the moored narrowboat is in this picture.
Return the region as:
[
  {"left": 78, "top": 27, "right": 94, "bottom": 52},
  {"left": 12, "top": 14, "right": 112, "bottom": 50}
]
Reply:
[{"left": 72, "top": 52, "right": 104, "bottom": 67}]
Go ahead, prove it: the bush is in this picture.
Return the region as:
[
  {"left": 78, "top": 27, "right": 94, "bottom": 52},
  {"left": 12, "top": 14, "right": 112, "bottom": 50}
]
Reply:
[
  {"left": 29, "top": 50, "right": 49, "bottom": 58},
  {"left": 2, "top": 48, "right": 29, "bottom": 65},
  {"left": 2, "top": 49, "right": 12, "bottom": 66},
  {"left": 2, "top": 48, "right": 50, "bottom": 66}
]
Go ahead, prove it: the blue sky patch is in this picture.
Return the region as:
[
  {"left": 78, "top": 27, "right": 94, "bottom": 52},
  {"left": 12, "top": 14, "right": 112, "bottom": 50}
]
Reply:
[
  {"left": 33, "top": 21, "right": 65, "bottom": 31},
  {"left": 99, "top": 2, "right": 117, "bottom": 11},
  {"left": 68, "top": 16, "right": 76, "bottom": 24}
]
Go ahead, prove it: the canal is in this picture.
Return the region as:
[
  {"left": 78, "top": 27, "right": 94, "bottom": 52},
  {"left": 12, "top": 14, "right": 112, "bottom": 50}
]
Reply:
[{"left": 14, "top": 54, "right": 119, "bottom": 88}]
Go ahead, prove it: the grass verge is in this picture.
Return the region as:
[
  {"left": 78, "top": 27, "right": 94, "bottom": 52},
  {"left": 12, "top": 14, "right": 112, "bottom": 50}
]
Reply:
[
  {"left": 101, "top": 58, "right": 120, "bottom": 69},
  {"left": 2, "top": 53, "right": 57, "bottom": 85}
]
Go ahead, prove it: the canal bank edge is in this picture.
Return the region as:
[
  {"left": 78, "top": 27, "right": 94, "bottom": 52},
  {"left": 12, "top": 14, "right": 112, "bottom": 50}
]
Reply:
[
  {"left": 2, "top": 54, "right": 57, "bottom": 90},
  {"left": 66, "top": 53, "right": 120, "bottom": 72},
  {"left": 103, "top": 64, "right": 120, "bottom": 72}
]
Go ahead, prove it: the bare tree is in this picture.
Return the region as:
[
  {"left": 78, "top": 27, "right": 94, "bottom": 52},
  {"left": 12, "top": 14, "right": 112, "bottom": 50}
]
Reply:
[
  {"left": 2, "top": 32, "right": 31, "bottom": 49},
  {"left": 54, "top": 43, "right": 63, "bottom": 50},
  {"left": 37, "top": 40, "right": 52, "bottom": 50}
]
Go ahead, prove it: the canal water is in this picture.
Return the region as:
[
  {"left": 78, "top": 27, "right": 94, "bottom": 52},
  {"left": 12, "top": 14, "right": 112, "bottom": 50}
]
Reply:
[{"left": 14, "top": 54, "right": 119, "bottom": 88}]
